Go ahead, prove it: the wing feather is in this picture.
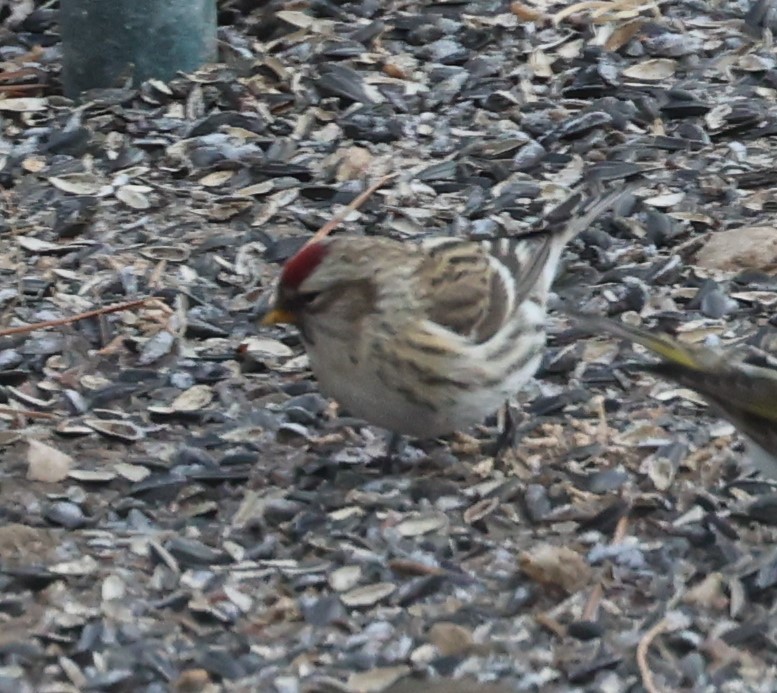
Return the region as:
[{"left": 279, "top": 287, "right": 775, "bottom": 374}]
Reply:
[{"left": 416, "top": 187, "right": 628, "bottom": 343}]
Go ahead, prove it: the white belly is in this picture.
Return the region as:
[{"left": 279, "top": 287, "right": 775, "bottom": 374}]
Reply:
[{"left": 305, "top": 334, "right": 542, "bottom": 439}]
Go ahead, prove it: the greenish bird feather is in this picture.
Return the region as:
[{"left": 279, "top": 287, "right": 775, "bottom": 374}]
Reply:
[{"left": 572, "top": 313, "right": 777, "bottom": 477}]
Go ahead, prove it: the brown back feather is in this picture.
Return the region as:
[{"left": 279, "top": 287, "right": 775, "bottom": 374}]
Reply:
[
  {"left": 417, "top": 187, "right": 628, "bottom": 343},
  {"left": 419, "top": 240, "right": 497, "bottom": 342},
  {"left": 419, "top": 235, "right": 553, "bottom": 343}
]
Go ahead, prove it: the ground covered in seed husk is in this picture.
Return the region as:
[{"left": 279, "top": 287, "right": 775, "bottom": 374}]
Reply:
[{"left": 2, "top": 0, "right": 777, "bottom": 691}]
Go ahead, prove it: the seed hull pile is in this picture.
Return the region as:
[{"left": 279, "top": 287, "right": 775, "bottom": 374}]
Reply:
[{"left": 1, "top": 1, "right": 777, "bottom": 691}]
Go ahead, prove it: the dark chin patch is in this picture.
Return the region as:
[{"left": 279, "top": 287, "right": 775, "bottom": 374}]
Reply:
[
  {"left": 280, "top": 242, "right": 329, "bottom": 289},
  {"left": 298, "top": 319, "right": 315, "bottom": 345}
]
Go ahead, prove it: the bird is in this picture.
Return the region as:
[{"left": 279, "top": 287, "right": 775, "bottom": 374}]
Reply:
[
  {"left": 260, "top": 187, "right": 628, "bottom": 450},
  {"left": 570, "top": 313, "right": 777, "bottom": 478}
]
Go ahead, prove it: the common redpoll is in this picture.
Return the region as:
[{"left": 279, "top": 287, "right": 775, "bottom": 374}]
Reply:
[
  {"left": 572, "top": 314, "right": 777, "bottom": 478},
  {"left": 261, "top": 188, "right": 627, "bottom": 441}
]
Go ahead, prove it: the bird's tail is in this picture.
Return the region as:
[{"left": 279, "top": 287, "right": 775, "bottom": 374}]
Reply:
[
  {"left": 549, "top": 185, "right": 634, "bottom": 247},
  {"left": 568, "top": 313, "right": 708, "bottom": 371},
  {"left": 577, "top": 312, "right": 777, "bottom": 423},
  {"left": 506, "top": 185, "right": 636, "bottom": 305},
  {"left": 571, "top": 311, "right": 777, "bottom": 470}
]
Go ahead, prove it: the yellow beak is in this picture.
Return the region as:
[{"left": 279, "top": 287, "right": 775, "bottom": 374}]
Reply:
[{"left": 261, "top": 307, "right": 297, "bottom": 326}]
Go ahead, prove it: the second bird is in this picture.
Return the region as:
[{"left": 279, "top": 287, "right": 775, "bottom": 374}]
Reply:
[{"left": 572, "top": 313, "right": 777, "bottom": 479}]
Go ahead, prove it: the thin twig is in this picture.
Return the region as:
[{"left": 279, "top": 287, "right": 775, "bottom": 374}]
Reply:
[
  {"left": 535, "top": 612, "right": 567, "bottom": 638},
  {"left": 637, "top": 616, "right": 670, "bottom": 693},
  {"left": 306, "top": 173, "right": 397, "bottom": 246},
  {"left": 0, "top": 405, "right": 58, "bottom": 420},
  {"left": 0, "top": 298, "right": 154, "bottom": 338},
  {"left": 612, "top": 513, "right": 630, "bottom": 543},
  {"left": 582, "top": 512, "right": 630, "bottom": 621},
  {"left": 581, "top": 582, "right": 603, "bottom": 621},
  {"left": 0, "top": 67, "right": 42, "bottom": 82},
  {"left": 594, "top": 393, "right": 609, "bottom": 445},
  {"left": 95, "top": 334, "right": 128, "bottom": 356},
  {"left": 0, "top": 84, "right": 46, "bottom": 94},
  {"left": 148, "top": 259, "right": 167, "bottom": 290}
]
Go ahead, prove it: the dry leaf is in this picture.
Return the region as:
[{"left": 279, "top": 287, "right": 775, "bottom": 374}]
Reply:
[
  {"left": 27, "top": 439, "right": 73, "bottom": 483},
  {"left": 49, "top": 173, "right": 103, "bottom": 195},
  {"left": 511, "top": 1, "right": 547, "bottom": 22},
  {"left": 199, "top": 170, "right": 234, "bottom": 187},
  {"left": 171, "top": 385, "right": 214, "bottom": 412},
  {"left": 683, "top": 572, "right": 728, "bottom": 610},
  {"left": 18, "top": 237, "right": 60, "bottom": 253},
  {"left": 341, "top": 582, "right": 396, "bottom": 607},
  {"left": 604, "top": 18, "right": 644, "bottom": 51},
  {"left": 347, "top": 665, "right": 410, "bottom": 693},
  {"left": 0, "top": 97, "right": 47, "bottom": 112},
  {"left": 622, "top": 58, "right": 677, "bottom": 81},
  {"left": 115, "top": 184, "right": 152, "bottom": 209},
  {"left": 695, "top": 227, "right": 777, "bottom": 273},
  {"left": 643, "top": 191, "right": 685, "bottom": 208},
  {"left": 529, "top": 49, "right": 555, "bottom": 78},
  {"left": 520, "top": 544, "right": 591, "bottom": 592},
  {"left": 395, "top": 513, "right": 447, "bottom": 537},
  {"left": 335, "top": 146, "right": 374, "bottom": 181},
  {"left": 427, "top": 622, "right": 474, "bottom": 656}
]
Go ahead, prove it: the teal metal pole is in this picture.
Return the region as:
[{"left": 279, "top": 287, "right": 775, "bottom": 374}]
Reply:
[{"left": 60, "top": 0, "right": 217, "bottom": 98}]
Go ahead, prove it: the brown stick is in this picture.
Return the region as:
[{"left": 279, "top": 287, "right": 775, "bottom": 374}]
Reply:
[
  {"left": 306, "top": 173, "right": 397, "bottom": 246},
  {"left": 0, "top": 405, "right": 58, "bottom": 420},
  {"left": 612, "top": 514, "right": 630, "bottom": 544},
  {"left": 582, "top": 513, "right": 630, "bottom": 622},
  {"left": 581, "top": 582, "right": 603, "bottom": 621},
  {"left": 535, "top": 612, "right": 567, "bottom": 638},
  {"left": 0, "top": 298, "right": 153, "bottom": 338},
  {"left": 0, "top": 84, "right": 45, "bottom": 94},
  {"left": 637, "top": 617, "right": 670, "bottom": 693},
  {"left": 0, "top": 67, "right": 42, "bottom": 82}
]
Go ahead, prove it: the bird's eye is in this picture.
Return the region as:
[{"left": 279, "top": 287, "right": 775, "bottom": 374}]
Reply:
[{"left": 296, "top": 291, "right": 321, "bottom": 307}]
